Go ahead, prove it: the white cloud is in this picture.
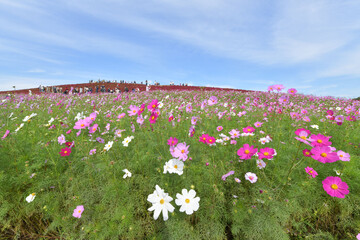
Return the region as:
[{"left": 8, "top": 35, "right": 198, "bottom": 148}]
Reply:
[{"left": 27, "top": 69, "right": 45, "bottom": 73}]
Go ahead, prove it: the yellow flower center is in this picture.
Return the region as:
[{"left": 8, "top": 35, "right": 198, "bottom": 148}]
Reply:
[
  {"left": 185, "top": 199, "right": 190, "bottom": 203},
  {"left": 78, "top": 210, "right": 81, "bottom": 213},
  {"left": 264, "top": 152, "right": 269, "bottom": 156},
  {"left": 152, "top": 104, "right": 156, "bottom": 108},
  {"left": 160, "top": 199, "right": 165, "bottom": 204},
  {"left": 64, "top": 151, "right": 68, "bottom": 154},
  {"left": 81, "top": 124, "right": 84, "bottom": 127},
  {"left": 247, "top": 129, "right": 251, "bottom": 132},
  {"left": 181, "top": 150, "right": 185, "bottom": 153},
  {"left": 133, "top": 110, "right": 136, "bottom": 113},
  {"left": 306, "top": 152, "right": 310, "bottom": 155},
  {"left": 300, "top": 136, "right": 306, "bottom": 140},
  {"left": 331, "top": 184, "right": 338, "bottom": 190},
  {"left": 320, "top": 153, "right": 327, "bottom": 157},
  {"left": 31, "top": 193, "right": 36, "bottom": 196},
  {"left": 245, "top": 150, "right": 250, "bottom": 154},
  {"left": 152, "top": 116, "right": 155, "bottom": 120},
  {"left": 203, "top": 138, "right": 206, "bottom": 140},
  {"left": 249, "top": 176, "right": 253, "bottom": 180},
  {"left": 234, "top": 133, "right": 237, "bottom": 136},
  {"left": 174, "top": 165, "right": 178, "bottom": 169},
  {"left": 317, "top": 139, "right": 323, "bottom": 143},
  {"left": 340, "top": 154, "right": 343, "bottom": 157},
  {"left": 309, "top": 170, "right": 313, "bottom": 174}
]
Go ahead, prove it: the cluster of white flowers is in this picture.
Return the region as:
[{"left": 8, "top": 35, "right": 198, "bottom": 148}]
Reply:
[
  {"left": 240, "top": 132, "right": 254, "bottom": 137},
  {"left": 122, "top": 136, "right": 134, "bottom": 147},
  {"left": 147, "top": 185, "right": 200, "bottom": 221},
  {"left": 74, "top": 112, "right": 85, "bottom": 121},
  {"left": 258, "top": 135, "right": 272, "bottom": 145},
  {"left": 46, "top": 117, "right": 55, "bottom": 127},
  {"left": 163, "top": 159, "right": 184, "bottom": 175}
]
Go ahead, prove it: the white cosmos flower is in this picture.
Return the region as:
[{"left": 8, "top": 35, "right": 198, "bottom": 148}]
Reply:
[
  {"left": 15, "top": 123, "right": 24, "bottom": 132},
  {"left": 175, "top": 189, "right": 200, "bottom": 215},
  {"left": 122, "top": 169, "right": 132, "bottom": 178},
  {"left": 23, "top": 116, "right": 31, "bottom": 122},
  {"left": 103, "top": 141, "right": 113, "bottom": 151},
  {"left": 336, "top": 107, "right": 341, "bottom": 111},
  {"left": 74, "top": 112, "right": 85, "bottom": 121},
  {"left": 158, "top": 102, "right": 164, "bottom": 108},
  {"left": 122, "top": 136, "right": 133, "bottom": 147},
  {"left": 26, "top": 193, "right": 36, "bottom": 203},
  {"left": 259, "top": 137, "right": 269, "bottom": 145},
  {"left": 147, "top": 185, "right": 175, "bottom": 221},
  {"left": 245, "top": 172, "right": 258, "bottom": 183},
  {"left": 163, "top": 159, "right": 184, "bottom": 175},
  {"left": 256, "top": 160, "right": 266, "bottom": 169},
  {"left": 310, "top": 125, "right": 319, "bottom": 129}
]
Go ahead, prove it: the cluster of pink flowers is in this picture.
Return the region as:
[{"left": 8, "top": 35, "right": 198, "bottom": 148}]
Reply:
[
  {"left": 199, "top": 134, "right": 216, "bottom": 145},
  {"left": 169, "top": 140, "right": 190, "bottom": 161}
]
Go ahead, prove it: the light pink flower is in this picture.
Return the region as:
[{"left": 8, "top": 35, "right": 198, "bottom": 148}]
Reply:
[{"left": 72, "top": 205, "right": 84, "bottom": 218}]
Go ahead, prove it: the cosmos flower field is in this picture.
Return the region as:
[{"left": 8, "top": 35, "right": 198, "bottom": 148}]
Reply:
[{"left": 1, "top": 85, "right": 360, "bottom": 239}]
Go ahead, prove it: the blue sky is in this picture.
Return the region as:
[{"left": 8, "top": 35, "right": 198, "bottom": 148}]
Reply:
[{"left": 0, "top": 0, "right": 360, "bottom": 98}]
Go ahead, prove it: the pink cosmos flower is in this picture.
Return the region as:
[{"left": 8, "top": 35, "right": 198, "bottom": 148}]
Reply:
[
  {"left": 89, "top": 112, "right": 97, "bottom": 122},
  {"left": 245, "top": 172, "right": 258, "bottom": 183},
  {"left": 229, "top": 129, "right": 240, "bottom": 139},
  {"left": 207, "top": 96, "right": 218, "bottom": 106},
  {"left": 76, "top": 130, "right": 81, "bottom": 137},
  {"left": 117, "top": 113, "right": 126, "bottom": 119},
  {"left": 199, "top": 134, "right": 209, "bottom": 144},
  {"left": 188, "top": 125, "right": 195, "bottom": 137},
  {"left": 322, "top": 176, "right": 349, "bottom": 198},
  {"left": 346, "top": 115, "right": 356, "bottom": 121},
  {"left": 309, "top": 134, "right": 332, "bottom": 147},
  {"left": 267, "top": 85, "right": 275, "bottom": 92},
  {"left": 216, "top": 126, "right": 223, "bottom": 132},
  {"left": 167, "top": 137, "right": 178, "bottom": 146},
  {"left": 169, "top": 146, "right": 177, "bottom": 158},
  {"left": 66, "top": 129, "right": 72, "bottom": 134},
  {"left": 242, "top": 126, "right": 255, "bottom": 133},
  {"left": 149, "top": 112, "right": 158, "bottom": 124},
  {"left": 173, "top": 142, "right": 190, "bottom": 161},
  {"left": 137, "top": 115, "right": 144, "bottom": 125},
  {"left": 335, "top": 115, "right": 344, "bottom": 123},
  {"left": 295, "top": 128, "right": 311, "bottom": 136},
  {"left": 89, "top": 149, "right": 96, "bottom": 155},
  {"left": 1, "top": 130, "right": 10, "bottom": 140},
  {"left": 274, "top": 84, "right": 285, "bottom": 91},
  {"left": 73, "top": 118, "right": 91, "bottom": 129},
  {"left": 337, "top": 150, "right": 350, "bottom": 161},
  {"left": 88, "top": 124, "right": 98, "bottom": 134},
  {"left": 221, "top": 171, "right": 235, "bottom": 181},
  {"left": 305, "top": 167, "right": 318, "bottom": 178},
  {"left": 237, "top": 144, "right": 258, "bottom": 160},
  {"left": 311, "top": 146, "right": 339, "bottom": 163},
  {"left": 147, "top": 99, "right": 159, "bottom": 112},
  {"left": 278, "top": 96, "right": 289, "bottom": 104},
  {"left": 168, "top": 115, "right": 174, "bottom": 122},
  {"left": 73, "top": 205, "right": 84, "bottom": 218},
  {"left": 59, "top": 147, "right": 71, "bottom": 157},
  {"left": 58, "top": 134, "right": 66, "bottom": 145},
  {"left": 230, "top": 140, "right": 237, "bottom": 145},
  {"left": 288, "top": 88, "right": 297, "bottom": 95},
  {"left": 254, "top": 122, "right": 263, "bottom": 128},
  {"left": 191, "top": 116, "right": 198, "bottom": 125},
  {"left": 258, "top": 147, "right": 275, "bottom": 160},
  {"left": 128, "top": 105, "right": 140, "bottom": 116}
]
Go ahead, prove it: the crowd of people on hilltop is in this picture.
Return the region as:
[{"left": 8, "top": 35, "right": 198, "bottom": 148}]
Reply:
[{"left": 38, "top": 85, "right": 141, "bottom": 94}]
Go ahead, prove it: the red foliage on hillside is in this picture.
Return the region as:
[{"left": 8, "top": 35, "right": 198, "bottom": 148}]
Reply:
[{"left": 0, "top": 82, "right": 251, "bottom": 95}]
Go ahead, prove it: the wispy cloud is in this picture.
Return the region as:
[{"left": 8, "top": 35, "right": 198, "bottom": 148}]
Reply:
[{"left": 27, "top": 69, "right": 45, "bottom": 73}]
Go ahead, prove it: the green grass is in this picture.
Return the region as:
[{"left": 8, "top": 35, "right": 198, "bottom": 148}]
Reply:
[{"left": 0, "top": 91, "right": 359, "bottom": 239}]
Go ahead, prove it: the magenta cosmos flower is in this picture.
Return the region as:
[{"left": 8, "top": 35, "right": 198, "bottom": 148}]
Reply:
[
  {"left": 254, "top": 121, "right": 263, "bottom": 128},
  {"left": 242, "top": 126, "right": 255, "bottom": 133},
  {"left": 73, "top": 205, "right": 84, "bottom": 218},
  {"left": 309, "top": 134, "right": 332, "bottom": 147},
  {"left": 2, "top": 130, "right": 10, "bottom": 140},
  {"left": 216, "top": 126, "right": 223, "bottom": 132},
  {"left": 310, "top": 146, "right": 339, "bottom": 163},
  {"left": 237, "top": 144, "right": 258, "bottom": 160},
  {"left": 199, "top": 134, "right": 209, "bottom": 144},
  {"left": 59, "top": 147, "right": 71, "bottom": 157},
  {"left": 322, "top": 176, "right": 349, "bottom": 198},
  {"left": 138, "top": 103, "right": 145, "bottom": 116},
  {"left": 88, "top": 124, "right": 98, "bottom": 134},
  {"left": 167, "top": 137, "right": 178, "bottom": 146},
  {"left": 149, "top": 112, "right": 159, "bottom": 124},
  {"left": 206, "top": 136, "right": 216, "bottom": 145},
  {"left": 173, "top": 142, "right": 190, "bottom": 161},
  {"left": 147, "top": 99, "right": 159, "bottom": 112},
  {"left": 258, "top": 147, "right": 275, "bottom": 160},
  {"left": 305, "top": 167, "right": 318, "bottom": 178},
  {"left": 303, "top": 149, "right": 312, "bottom": 157}
]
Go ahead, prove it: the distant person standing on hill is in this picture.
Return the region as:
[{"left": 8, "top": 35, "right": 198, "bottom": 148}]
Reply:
[{"left": 145, "top": 80, "right": 148, "bottom": 86}]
